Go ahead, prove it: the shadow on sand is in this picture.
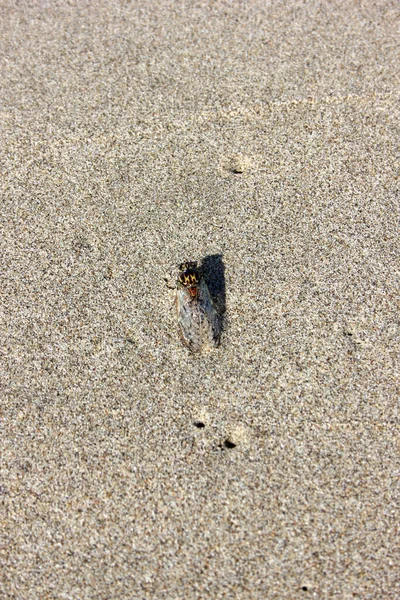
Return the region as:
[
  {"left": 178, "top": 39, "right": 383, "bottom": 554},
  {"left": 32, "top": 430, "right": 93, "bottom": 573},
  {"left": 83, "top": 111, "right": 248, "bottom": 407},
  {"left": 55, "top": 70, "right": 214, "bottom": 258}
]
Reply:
[{"left": 201, "top": 254, "right": 226, "bottom": 332}]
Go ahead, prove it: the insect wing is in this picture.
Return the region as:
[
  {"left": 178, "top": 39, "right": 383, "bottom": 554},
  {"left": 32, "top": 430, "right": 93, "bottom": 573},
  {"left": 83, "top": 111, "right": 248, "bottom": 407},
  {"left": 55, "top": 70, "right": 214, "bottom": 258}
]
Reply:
[
  {"left": 176, "top": 285, "right": 203, "bottom": 352},
  {"left": 198, "top": 279, "right": 221, "bottom": 347}
]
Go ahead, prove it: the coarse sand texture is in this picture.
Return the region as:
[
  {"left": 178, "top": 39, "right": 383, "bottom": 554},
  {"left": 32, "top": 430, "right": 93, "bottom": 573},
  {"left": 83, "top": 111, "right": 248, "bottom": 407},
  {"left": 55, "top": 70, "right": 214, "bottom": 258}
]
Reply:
[{"left": 1, "top": 1, "right": 399, "bottom": 598}]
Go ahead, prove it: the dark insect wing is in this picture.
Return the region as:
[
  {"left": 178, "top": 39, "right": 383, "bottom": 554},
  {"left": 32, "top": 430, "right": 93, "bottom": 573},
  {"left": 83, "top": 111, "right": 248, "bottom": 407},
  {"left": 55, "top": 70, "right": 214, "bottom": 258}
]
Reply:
[{"left": 198, "top": 279, "right": 221, "bottom": 347}]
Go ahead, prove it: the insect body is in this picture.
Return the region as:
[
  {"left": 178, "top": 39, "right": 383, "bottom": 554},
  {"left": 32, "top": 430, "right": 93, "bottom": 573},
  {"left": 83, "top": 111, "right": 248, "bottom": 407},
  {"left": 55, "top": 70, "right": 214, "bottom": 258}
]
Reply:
[{"left": 176, "top": 261, "right": 220, "bottom": 352}]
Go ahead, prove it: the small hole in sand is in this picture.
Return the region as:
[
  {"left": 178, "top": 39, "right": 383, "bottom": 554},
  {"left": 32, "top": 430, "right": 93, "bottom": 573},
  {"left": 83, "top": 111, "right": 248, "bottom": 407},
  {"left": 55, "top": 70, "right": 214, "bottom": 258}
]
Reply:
[
  {"left": 194, "top": 421, "right": 205, "bottom": 428},
  {"left": 301, "top": 586, "right": 308, "bottom": 592},
  {"left": 224, "top": 439, "right": 236, "bottom": 449}
]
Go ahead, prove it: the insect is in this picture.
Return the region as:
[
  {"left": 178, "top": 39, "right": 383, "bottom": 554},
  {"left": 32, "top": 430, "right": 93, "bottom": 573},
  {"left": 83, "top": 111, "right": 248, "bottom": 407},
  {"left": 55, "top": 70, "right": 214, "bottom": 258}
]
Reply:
[{"left": 176, "top": 261, "right": 221, "bottom": 352}]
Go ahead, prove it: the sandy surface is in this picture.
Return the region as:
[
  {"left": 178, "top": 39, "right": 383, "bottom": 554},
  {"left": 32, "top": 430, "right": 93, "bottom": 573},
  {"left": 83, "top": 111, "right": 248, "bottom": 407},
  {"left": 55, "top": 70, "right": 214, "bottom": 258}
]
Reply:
[{"left": 1, "top": 1, "right": 399, "bottom": 598}]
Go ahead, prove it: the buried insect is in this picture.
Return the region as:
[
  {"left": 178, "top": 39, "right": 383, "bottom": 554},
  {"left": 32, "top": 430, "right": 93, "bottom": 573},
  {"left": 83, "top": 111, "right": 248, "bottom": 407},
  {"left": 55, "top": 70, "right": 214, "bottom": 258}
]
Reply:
[{"left": 175, "top": 261, "right": 221, "bottom": 352}]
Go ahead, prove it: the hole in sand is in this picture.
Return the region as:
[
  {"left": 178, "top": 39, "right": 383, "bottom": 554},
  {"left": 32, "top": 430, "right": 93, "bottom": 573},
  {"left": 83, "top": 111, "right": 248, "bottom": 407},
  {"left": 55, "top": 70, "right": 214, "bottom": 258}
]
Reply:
[{"left": 224, "top": 439, "right": 236, "bottom": 449}]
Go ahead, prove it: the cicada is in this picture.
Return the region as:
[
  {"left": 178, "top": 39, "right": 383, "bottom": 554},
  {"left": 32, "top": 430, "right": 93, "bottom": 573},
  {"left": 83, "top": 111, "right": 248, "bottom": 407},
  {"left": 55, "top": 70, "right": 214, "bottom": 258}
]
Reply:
[{"left": 176, "top": 261, "right": 221, "bottom": 352}]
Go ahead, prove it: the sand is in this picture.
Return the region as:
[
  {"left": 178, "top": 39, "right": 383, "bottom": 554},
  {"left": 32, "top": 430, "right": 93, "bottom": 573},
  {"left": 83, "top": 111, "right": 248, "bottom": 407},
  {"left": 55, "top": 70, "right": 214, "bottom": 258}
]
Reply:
[{"left": 1, "top": 1, "right": 399, "bottom": 598}]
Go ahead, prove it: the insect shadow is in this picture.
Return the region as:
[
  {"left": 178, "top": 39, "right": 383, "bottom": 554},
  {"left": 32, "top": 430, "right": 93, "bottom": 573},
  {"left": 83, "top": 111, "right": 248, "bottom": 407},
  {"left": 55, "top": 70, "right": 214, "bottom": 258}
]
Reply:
[{"left": 201, "top": 254, "right": 226, "bottom": 332}]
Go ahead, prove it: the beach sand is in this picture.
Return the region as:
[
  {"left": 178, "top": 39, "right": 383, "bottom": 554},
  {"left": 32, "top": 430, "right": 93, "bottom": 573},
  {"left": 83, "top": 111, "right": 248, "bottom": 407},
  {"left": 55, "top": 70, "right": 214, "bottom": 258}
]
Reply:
[{"left": 1, "top": 1, "right": 399, "bottom": 598}]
